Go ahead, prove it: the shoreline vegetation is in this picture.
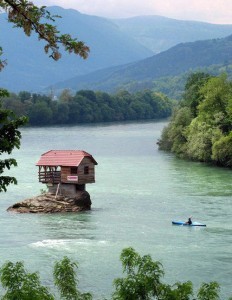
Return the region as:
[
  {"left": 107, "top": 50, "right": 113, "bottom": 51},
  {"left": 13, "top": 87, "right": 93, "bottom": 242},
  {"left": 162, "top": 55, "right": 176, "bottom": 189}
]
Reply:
[
  {"left": 0, "top": 248, "right": 231, "bottom": 300},
  {"left": 158, "top": 72, "right": 232, "bottom": 168},
  {"left": 2, "top": 89, "right": 173, "bottom": 126}
]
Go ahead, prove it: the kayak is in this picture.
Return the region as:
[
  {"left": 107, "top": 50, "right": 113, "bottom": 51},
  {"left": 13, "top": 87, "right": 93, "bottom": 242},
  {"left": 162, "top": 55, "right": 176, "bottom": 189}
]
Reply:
[{"left": 172, "top": 221, "right": 206, "bottom": 227}]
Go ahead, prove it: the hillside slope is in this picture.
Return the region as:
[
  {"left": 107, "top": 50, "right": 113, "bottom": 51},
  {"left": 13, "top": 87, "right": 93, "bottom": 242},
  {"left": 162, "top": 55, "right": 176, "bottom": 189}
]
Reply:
[
  {"left": 51, "top": 35, "right": 232, "bottom": 93},
  {"left": 112, "top": 15, "right": 232, "bottom": 53},
  {"left": 0, "top": 6, "right": 152, "bottom": 92},
  {"left": 2, "top": 6, "right": 232, "bottom": 93}
]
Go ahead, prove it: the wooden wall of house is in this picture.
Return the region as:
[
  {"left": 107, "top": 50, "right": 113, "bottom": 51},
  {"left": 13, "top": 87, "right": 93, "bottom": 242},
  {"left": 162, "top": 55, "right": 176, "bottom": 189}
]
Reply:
[
  {"left": 78, "top": 157, "right": 95, "bottom": 184},
  {"left": 61, "top": 167, "right": 72, "bottom": 183},
  {"left": 60, "top": 157, "right": 95, "bottom": 184}
]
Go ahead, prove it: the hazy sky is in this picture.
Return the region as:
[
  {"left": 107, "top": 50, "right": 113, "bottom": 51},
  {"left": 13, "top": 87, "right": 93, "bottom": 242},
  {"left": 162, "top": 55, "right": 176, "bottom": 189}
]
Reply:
[{"left": 33, "top": 0, "right": 232, "bottom": 24}]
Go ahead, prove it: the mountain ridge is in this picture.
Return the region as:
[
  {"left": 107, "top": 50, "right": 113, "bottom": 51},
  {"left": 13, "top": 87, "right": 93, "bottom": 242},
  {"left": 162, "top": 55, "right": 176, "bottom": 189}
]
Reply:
[
  {"left": 0, "top": 6, "right": 152, "bottom": 92},
  {"left": 112, "top": 15, "right": 232, "bottom": 53},
  {"left": 1, "top": 6, "right": 232, "bottom": 92},
  {"left": 48, "top": 34, "right": 232, "bottom": 94}
]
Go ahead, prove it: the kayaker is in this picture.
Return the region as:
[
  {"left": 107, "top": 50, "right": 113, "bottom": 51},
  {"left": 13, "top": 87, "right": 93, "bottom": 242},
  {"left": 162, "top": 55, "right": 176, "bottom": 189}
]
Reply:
[{"left": 185, "top": 217, "right": 192, "bottom": 225}]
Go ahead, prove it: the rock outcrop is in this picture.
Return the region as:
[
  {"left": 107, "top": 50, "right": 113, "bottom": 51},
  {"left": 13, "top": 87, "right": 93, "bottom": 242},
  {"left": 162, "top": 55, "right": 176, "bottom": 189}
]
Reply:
[{"left": 7, "top": 191, "right": 91, "bottom": 213}]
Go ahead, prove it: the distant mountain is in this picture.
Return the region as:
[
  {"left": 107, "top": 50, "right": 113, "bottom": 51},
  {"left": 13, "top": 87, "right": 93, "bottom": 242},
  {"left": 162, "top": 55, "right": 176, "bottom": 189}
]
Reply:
[
  {"left": 112, "top": 15, "right": 232, "bottom": 53},
  {"left": 50, "top": 35, "right": 232, "bottom": 94},
  {"left": 0, "top": 6, "right": 152, "bottom": 92},
  {"left": 2, "top": 6, "right": 232, "bottom": 93}
]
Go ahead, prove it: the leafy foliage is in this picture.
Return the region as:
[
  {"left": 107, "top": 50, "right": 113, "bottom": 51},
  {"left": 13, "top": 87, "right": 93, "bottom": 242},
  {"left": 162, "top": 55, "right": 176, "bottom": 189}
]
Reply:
[
  {"left": 181, "top": 72, "right": 211, "bottom": 116},
  {"left": 0, "top": 89, "right": 28, "bottom": 192},
  {"left": 0, "top": 261, "right": 54, "bottom": 300},
  {"left": 53, "top": 256, "right": 92, "bottom": 300},
  {"left": 113, "top": 247, "right": 164, "bottom": 300},
  {"left": 0, "top": 0, "right": 89, "bottom": 63},
  {"left": 0, "top": 46, "right": 7, "bottom": 71},
  {"left": 170, "top": 107, "right": 192, "bottom": 155},
  {"left": 212, "top": 132, "right": 232, "bottom": 166},
  {"left": 0, "top": 249, "right": 231, "bottom": 300},
  {"left": 185, "top": 118, "right": 222, "bottom": 162},
  {"left": 197, "top": 282, "right": 220, "bottom": 300},
  {"left": 112, "top": 248, "right": 229, "bottom": 300},
  {"left": 0, "top": 257, "right": 92, "bottom": 300},
  {"left": 159, "top": 72, "right": 232, "bottom": 167}
]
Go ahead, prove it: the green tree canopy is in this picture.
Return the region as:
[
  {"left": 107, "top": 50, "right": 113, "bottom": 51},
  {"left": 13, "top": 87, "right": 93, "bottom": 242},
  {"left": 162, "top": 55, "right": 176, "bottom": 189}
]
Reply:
[
  {"left": 2, "top": 89, "right": 173, "bottom": 126},
  {"left": 0, "top": 89, "right": 28, "bottom": 192},
  {"left": 181, "top": 72, "right": 211, "bottom": 117},
  {"left": 112, "top": 247, "right": 228, "bottom": 300},
  {"left": 159, "top": 72, "right": 232, "bottom": 168},
  {"left": 198, "top": 74, "right": 232, "bottom": 133},
  {"left": 0, "top": 260, "right": 54, "bottom": 300},
  {"left": 0, "top": 250, "right": 231, "bottom": 300},
  {"left": 53, "top": 256, "right": 92, "bottom": 300},
  {"left": 212, "top": 132, "right": 232, "bottom": 167}
]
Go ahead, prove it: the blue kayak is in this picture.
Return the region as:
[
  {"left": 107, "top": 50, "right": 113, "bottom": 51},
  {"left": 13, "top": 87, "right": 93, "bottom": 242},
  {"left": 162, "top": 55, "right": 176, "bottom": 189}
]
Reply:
[{"left": 172, "top": 221, "right": 206, "bottom": 227}]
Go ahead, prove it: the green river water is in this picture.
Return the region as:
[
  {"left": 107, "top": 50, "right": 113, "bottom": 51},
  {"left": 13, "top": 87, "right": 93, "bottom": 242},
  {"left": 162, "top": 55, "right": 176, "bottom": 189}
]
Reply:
[{"left": 0, "top": 120, "right": 231, "bottom": 299}]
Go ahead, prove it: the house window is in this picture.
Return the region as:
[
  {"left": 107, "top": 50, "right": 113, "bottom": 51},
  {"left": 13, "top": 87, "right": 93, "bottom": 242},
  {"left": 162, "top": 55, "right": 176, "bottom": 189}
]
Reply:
[
  {"left": 70, "top": 167, "right": 78, "bottom": 175},
  {"left": 84, "top": 166, "right": 89, "bottom": 174}
]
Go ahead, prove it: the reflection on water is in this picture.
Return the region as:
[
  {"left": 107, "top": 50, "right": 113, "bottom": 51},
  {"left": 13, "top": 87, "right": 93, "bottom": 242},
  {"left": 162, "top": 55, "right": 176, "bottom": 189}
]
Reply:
[{"left": 0, "top": 121, "right": 231, "bottom": 299}]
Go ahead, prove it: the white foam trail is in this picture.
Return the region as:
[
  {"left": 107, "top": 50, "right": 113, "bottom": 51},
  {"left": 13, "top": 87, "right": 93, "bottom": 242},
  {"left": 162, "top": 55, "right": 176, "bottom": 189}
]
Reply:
[
  {"left": 30, "top": 239, "right": 68, "bottom": 248},
  {"left": 30, "top": 239, "right": 109, "bottom": 249}
]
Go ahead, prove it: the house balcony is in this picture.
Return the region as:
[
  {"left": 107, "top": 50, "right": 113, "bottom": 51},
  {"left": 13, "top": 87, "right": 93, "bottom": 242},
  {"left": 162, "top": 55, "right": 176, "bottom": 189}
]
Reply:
[{"left": 38, "top": 171, "right": 61, "bottom": 184}]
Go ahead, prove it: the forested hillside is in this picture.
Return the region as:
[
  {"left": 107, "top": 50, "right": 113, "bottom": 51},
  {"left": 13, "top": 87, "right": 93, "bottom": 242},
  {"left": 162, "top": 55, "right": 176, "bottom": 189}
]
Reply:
[
  {"left": 2, "top": 90, "right": 172, "bottom": 126},
  {"left": 52, "top": 35, "right": 232, "bottom": 96},
  {"left": 2, "top": 5, "right": 232, "bottom": 93},
  {"left": 158, "top": 72, "right": 232, "bottom": 167}
]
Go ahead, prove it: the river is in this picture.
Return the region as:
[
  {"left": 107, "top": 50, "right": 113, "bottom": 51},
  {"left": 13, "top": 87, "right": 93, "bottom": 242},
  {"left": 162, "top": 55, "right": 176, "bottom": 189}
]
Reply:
[{"left": 0, "top": 120, "right": 231, "bottom": 299}]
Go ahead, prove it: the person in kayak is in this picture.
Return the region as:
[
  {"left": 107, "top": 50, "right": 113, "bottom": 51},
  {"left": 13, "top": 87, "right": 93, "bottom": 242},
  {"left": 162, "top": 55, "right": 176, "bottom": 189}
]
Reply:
[{"left": 185, "top": 217, "right": 192, "bottom": 225}]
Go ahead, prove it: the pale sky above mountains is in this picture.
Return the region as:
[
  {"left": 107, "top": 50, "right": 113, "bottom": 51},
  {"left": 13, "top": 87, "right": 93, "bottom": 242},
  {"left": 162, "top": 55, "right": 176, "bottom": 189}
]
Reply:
[{"left": 33, "top": 0, "right": 232, "bottom": 24}]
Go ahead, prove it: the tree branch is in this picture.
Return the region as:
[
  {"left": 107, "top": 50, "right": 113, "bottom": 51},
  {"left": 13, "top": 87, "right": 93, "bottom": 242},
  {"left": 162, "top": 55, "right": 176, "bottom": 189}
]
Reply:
[{"left": 0, "top": 0, "right": 90, "bottom": 60}]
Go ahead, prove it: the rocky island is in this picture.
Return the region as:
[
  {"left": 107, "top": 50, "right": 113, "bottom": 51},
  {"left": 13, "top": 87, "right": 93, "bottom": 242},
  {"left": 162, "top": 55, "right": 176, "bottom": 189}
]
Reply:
[{"left": 7, "top": 190, "right": 91, "bottom": 213}]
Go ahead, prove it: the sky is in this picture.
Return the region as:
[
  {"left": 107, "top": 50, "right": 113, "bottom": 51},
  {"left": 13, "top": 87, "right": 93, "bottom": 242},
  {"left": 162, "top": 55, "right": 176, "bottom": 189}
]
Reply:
[{"left": 33, "top": 0, "right": 232, "bottom": 24}]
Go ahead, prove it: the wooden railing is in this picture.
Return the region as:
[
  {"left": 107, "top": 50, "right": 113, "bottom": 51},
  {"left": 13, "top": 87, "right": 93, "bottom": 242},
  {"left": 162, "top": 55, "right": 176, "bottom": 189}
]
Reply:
[{"left": 38, "top": 171, "right": 61, "bottom": 184}]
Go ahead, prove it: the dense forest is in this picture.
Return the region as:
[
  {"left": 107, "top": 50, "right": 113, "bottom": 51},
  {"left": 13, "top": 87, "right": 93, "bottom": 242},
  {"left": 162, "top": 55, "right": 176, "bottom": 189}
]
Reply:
[
  {"left": 159, "top": 72, "right": 232, "bottom": 168},
  {"left": 2, "top": 89, "right": 172, "bottom": 126}
]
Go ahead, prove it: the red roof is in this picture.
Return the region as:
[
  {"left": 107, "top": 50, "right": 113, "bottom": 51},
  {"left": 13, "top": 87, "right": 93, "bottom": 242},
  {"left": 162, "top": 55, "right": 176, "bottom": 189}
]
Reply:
[{"left": 36, "top": 150, "right": 97, "bottom": 167}]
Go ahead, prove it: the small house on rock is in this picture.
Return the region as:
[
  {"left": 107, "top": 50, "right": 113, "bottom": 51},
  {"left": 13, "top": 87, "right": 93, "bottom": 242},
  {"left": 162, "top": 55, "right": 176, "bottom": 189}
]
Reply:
[{"left": 36, "top": 150, "right": 97, "bottom": 197}]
